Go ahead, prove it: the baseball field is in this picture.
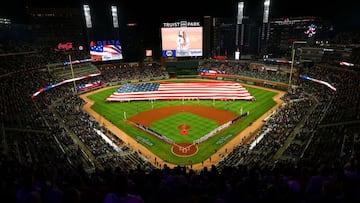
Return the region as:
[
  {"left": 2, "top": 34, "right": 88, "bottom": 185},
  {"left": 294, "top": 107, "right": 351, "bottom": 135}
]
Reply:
[{"left": 82, "top": 79, "right": 280, "bottom": 167}]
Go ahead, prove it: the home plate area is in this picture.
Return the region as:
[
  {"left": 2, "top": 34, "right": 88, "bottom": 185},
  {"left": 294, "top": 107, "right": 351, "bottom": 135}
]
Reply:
[{"left": 172, "top": 142, "right": 198, "bottom": 157}]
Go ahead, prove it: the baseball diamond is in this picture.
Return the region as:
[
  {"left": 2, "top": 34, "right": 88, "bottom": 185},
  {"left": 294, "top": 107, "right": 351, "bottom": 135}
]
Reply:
[{"left": 126, "top": 105, "right": 239, "bottom": 156}]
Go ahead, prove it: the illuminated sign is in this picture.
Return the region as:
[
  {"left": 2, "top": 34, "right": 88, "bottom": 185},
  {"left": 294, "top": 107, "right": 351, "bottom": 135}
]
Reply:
[
  {"left": 304, "top": 24, "right": 317, "bottom": 37},
  {"left": 273, "top": 18, "right": 314, "bottom": 25},
  {"left": 161, "top": 27, "right": 203, "bottom": 57},
  {"left": 89, "top": 39, "right": 123, "bottom": 61},
  {"left": 57, "top": 42, "right": 73, "bottom": 50},
  {"left": 163, "top": 21, "right": 201, "bottom": 28},
  {"left": 145, "top": 49, "right": 152, "bottom": 57},
  {"left": 90, "top": 40, "right": 121, "bottom": 46}
]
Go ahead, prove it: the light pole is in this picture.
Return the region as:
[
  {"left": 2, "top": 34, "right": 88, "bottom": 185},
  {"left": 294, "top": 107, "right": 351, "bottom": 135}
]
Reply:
[
  {"left": 236, "top": 2, "right": 244, "bottom": 49},
  {"left": 288, "top": 41, "right": 307, "bottom": 90},
  {"left": 69, "top": 54, "right": 77, "bottom": 94}
]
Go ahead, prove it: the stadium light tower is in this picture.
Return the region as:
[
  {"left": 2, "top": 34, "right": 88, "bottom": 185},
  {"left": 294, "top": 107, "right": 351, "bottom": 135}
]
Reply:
[
  {"left": 236, "top": 2, "right": 244, "bottom": 47},
  {"left": 83, "top": 4, "right": 92, "bottom": 28},
  {"left": 260, "top": 0, "right": 271, "bottom": 55},
  {"left": 263, "top": 0, "right": 270, "bottom": 24},
  {"left": 111, "top": 5, "right": 119, "bottom": 28},
  {"left": 288, "top": 41, "right": 307, "bottom": 89},
  {"left": 235, "top": 2, "right": 245, "bottom": 60}
]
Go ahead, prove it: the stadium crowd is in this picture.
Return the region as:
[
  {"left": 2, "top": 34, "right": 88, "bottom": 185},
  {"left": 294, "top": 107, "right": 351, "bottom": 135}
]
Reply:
[{"left": 0, "top": 42, "right": 359, "bottom": 203}]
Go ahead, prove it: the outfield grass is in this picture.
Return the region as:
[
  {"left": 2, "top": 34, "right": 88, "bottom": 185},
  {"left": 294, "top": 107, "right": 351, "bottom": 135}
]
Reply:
[{"left": 86, "top": 81, "right": 278, "bottom": 166}]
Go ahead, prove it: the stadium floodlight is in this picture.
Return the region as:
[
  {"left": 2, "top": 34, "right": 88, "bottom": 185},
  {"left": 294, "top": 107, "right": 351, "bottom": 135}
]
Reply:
[
  {"left": 236, "top": 2, "right": 245, "bottom": 49},
  {"left": 111, "top": 5, "right": 119, "bottom": 28},
  {"left": 263, "top": 0, "right": 270, "bottom": 23},
  {"left": 260, "top": 0, "right": 271, "bottom": 53},
  {"left": 288, "top": 41, "right": 307, "bottom": 89},
  {"left": 237, "top": 2, "right": 244, "bottom": 25},
  {"left": 83, "top": 4, "right": 92, "bottom": 28}
]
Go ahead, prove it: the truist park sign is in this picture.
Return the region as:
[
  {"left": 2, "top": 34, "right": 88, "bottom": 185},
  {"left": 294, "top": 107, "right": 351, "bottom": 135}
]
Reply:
[{"left": 163, "top": 21, "right": 201, "bottom": 28}]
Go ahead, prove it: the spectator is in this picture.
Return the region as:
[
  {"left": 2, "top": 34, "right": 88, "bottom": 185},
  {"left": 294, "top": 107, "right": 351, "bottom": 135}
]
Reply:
[{"left": 103, "top": 174, "right": 144, "bottom": 203}]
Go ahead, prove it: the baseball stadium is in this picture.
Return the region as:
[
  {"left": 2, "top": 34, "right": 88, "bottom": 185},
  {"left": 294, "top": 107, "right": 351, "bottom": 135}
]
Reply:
[{"left": 1, "top": 1, "right": 360, "bottom": 203}]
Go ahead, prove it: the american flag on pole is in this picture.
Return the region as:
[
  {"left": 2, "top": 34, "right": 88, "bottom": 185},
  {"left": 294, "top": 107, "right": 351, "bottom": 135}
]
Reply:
[{"left": 105, "top": 81, "right": 255, "bottom": 102}]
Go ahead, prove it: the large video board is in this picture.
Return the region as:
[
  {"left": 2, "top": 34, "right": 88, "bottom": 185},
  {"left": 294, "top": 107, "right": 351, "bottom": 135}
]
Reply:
[
  {"left": 89, "top": 40, "right": 123, "bottom": 62},
  {"left": 161, "top": 23, "right": 202, "bottom": 57}
]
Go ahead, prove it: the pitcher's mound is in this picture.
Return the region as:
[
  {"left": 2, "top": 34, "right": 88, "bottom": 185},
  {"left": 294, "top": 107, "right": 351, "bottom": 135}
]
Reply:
[{"left": 178, "top": 124, "right": 190, "bottom": 135}]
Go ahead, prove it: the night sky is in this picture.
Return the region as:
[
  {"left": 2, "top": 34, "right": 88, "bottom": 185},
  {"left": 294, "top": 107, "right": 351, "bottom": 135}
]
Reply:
[{"left": 1, "top": 0, "right": 359, "bottom": 32}]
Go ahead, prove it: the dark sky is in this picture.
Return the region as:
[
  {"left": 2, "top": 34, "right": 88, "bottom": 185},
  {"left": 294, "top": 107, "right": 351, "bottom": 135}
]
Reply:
[{"left": 1, "top": 0, "right": 359, "bottom": 32}]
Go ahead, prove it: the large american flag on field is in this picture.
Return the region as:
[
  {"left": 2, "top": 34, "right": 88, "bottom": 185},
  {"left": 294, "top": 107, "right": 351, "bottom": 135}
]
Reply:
[{"left": 105, "top": 81, "right": 255, "bottom": 102}]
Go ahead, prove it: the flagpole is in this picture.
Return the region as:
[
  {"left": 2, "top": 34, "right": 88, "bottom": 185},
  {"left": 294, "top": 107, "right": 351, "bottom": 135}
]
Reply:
[{"left": 69, "top": 54, "right": 77, "bottom": 94}]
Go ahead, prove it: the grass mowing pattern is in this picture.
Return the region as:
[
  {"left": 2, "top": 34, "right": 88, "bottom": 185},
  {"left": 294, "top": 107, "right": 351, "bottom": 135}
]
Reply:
[
  {"left": 150, "top": 112, "right": 218, "bottom": 143},
  {"left": 86, "top": 82, "right": 278, "bottom": 166}
]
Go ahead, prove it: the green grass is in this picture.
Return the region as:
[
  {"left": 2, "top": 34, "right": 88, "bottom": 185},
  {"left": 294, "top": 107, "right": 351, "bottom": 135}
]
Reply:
[
  {"left": 150, "top": 112, "right": 218, "bottom": 143},
  {"left": 86, "top": 80, "right": 278, "bottom": 166}
]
